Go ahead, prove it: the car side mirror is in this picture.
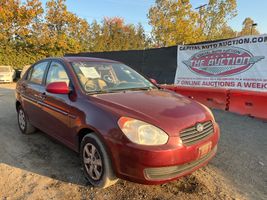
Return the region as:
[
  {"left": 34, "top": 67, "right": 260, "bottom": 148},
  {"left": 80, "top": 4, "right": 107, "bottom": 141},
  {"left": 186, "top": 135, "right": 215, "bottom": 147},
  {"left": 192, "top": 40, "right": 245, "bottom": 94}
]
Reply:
[
  {"left": 46, "top": 82, "right": 70, "bottom": 94},
  {"left": 149, "top": 78, "right": 158, "bottom": 85}
]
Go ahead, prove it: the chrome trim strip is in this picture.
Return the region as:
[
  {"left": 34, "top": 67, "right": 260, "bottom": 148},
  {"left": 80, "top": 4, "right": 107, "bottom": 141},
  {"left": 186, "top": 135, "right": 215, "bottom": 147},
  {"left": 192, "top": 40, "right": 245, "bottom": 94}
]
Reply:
[{"left": 39, "top": 101, "right": 68, "bottom": 116}]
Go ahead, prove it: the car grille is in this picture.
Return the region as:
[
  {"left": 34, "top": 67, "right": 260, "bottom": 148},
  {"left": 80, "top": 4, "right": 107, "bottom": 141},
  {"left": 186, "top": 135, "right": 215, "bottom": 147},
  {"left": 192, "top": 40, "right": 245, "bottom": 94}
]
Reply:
[{"left": 180, "top": 121, "right": 214, "bottom": 145}]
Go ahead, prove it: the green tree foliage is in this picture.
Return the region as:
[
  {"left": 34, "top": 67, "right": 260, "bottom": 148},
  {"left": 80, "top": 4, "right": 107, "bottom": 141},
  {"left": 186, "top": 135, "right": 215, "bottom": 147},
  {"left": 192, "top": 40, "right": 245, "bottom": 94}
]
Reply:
[
  {"left": 148, "top": 0, "right": 238, "bottom": 46},
  {"left": 148, "top": 0, "right": 203, "bottom": 46},
  {"left": 0, "top": 0, "right": 261, "bottom": 69},
  {"left": 45, "top": 0, "right": 91, "bottom": 55},
  {"left": 89, "top": 17, "right": 147, "bottom": 52},
  {"left": 202, "top": 0, "right": 237, "bottom": 40},
  {"left": 239, "top": 17, "right": 260, "bottom": 36},
  {"left": 217, "top": 25, "right": 237, "bottom": 39},
  {"left": 0, "top": 0, "right": 44, "bottom": 67},
  {"left": 0, "top": 0, "right": 148, "bottom": 68}
]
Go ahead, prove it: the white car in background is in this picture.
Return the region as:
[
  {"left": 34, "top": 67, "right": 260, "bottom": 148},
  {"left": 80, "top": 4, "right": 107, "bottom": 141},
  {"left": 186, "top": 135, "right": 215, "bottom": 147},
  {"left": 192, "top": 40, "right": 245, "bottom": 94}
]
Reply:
[{"left": 0, "top": 66, "right": 16, "bottom": 83}]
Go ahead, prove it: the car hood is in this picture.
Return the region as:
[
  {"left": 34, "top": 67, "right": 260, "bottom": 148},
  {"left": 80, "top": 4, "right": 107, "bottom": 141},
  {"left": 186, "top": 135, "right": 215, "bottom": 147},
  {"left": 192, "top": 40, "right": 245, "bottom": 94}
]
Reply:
[{"left": 91, "top": 89, "right": 214, "bottom": 136}]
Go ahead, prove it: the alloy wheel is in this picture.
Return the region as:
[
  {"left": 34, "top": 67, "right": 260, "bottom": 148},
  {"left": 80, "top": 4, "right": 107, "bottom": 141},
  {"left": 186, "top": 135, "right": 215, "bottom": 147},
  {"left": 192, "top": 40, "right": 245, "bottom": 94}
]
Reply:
[
  {"left": 83, "top": 143, "right": 103, "bottom": 180},
  {"left": 18, "top": 109, "right": 26, "bottom": 131}
]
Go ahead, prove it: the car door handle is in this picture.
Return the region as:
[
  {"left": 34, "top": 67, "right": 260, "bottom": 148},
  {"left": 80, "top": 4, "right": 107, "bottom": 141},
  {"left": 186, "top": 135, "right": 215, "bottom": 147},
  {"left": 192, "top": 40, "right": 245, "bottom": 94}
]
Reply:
[
  {"left": 34, "top": 93, "right": 46, "bottom": 101},
  {"left": 41, "top": 92, "right": 46, "bottom": 101},
  {"left": 21, "top": 84, "right": 26, "bottom": 90}
]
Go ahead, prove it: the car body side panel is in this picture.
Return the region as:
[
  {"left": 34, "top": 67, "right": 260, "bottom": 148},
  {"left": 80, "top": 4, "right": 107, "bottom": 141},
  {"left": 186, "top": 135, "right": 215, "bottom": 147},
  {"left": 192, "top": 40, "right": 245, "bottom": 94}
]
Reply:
[
  {"left": 39, "top": 92, "right": 74, "bottom": 149},
  {"left": 20, "top": 82, "right": 45, "bottom": 128}
]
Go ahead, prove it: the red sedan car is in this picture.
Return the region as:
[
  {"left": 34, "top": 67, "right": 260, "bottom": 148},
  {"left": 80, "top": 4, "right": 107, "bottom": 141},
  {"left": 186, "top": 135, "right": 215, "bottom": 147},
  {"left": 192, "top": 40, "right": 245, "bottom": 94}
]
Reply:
[{"left": 16, "top": 57, "right": 220, "bottom": 188}]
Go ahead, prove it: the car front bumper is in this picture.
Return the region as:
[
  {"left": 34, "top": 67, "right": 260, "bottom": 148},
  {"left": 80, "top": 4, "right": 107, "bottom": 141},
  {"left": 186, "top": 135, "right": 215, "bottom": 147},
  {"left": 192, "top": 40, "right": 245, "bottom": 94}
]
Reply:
[
  {"left": 143, "top": 145, "right": 217, "bottom": 181},
  {"left": 107, "top": 122, "right": 220, "bottom": 184}
]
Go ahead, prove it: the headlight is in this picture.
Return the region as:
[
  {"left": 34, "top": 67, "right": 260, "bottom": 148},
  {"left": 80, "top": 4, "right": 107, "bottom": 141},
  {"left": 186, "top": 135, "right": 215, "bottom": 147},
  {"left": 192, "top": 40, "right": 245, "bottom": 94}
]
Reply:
[{"left": 118, "top": 117, "right": 169, "bottom": 145}]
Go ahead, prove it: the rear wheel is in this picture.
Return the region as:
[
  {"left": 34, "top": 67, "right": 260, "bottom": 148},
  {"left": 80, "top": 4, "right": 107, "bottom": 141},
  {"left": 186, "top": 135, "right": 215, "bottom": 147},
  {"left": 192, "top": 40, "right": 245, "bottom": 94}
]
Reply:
[
  {"left": 80, "top": 133, "right": 118, "bottom": 188},
  {"left": 17, "top": 106, "right": 36, "bottom": 134}
]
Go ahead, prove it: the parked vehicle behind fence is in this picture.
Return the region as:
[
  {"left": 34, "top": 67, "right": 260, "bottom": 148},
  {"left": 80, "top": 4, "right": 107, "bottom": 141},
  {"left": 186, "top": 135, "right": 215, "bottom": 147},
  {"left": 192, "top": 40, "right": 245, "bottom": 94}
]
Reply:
[
  {"left": 15, "top": 57, "right": 220, "bottom": 188},
  {"left": 0, "top": 66, "right": 16, "bottom": 83}
]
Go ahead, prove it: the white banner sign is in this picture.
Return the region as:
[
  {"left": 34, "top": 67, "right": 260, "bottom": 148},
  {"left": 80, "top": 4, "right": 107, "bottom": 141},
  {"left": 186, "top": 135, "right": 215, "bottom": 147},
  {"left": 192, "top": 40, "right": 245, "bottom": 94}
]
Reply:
[{"left": 175, "top": 35, "right": 267, "bottom": 92}]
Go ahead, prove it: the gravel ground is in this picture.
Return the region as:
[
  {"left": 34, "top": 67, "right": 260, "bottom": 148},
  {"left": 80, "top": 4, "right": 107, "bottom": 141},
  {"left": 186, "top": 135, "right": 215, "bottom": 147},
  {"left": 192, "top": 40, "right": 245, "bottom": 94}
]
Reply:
[{"left": 0, "top": 83, "right": 266, "bottom": 200}]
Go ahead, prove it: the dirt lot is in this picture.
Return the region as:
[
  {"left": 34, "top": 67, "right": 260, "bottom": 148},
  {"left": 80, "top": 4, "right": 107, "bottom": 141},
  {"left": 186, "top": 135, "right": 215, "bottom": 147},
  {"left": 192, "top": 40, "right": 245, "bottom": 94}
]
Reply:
[{"left": 0, "top": 83, "right": 266, "bottom": 200}]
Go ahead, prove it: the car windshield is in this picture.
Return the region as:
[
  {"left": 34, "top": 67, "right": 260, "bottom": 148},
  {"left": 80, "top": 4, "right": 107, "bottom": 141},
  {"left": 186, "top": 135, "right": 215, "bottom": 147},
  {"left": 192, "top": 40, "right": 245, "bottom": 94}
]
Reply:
[
  {"left": 71, "top": 61, "right": 156, "bottom": 94},
  {"left": 0, "top": 66, "right": 10, "bottom": 72}
]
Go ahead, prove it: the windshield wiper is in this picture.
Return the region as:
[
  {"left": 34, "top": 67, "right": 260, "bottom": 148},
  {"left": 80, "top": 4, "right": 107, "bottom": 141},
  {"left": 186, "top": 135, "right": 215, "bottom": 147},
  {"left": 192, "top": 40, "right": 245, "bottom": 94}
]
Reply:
[
  {"left": 125, "top": 87, "right": 157, "bottom": 91},
  {"left": 86, "top": 89, "right": 125, "bottom": 95},
  {"left": 86, "top": 87, "right": 157, "bottom": 95},
  {"left": 86, "top": 90, "right": 109, "bottom": 95}
]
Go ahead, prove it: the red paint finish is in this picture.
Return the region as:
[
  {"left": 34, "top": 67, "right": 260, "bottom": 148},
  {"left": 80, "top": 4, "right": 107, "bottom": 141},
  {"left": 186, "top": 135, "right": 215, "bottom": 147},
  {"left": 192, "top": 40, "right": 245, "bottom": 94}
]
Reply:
[
  {"left": 46, "top": 82, "right": 70, "bottom": 94},
  {"left": 16, "top": 57, "right": 220, "bottom": 184}
]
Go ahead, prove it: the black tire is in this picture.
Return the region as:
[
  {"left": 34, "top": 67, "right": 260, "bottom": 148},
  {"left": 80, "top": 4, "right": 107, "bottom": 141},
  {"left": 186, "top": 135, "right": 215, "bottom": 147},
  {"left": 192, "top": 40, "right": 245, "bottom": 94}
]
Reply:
[
  {"left": 17, "top": 105, "right": 36, "bottom": 134},
  {"left": 80, "top": 133, "right": 118, "bottom": 188}
]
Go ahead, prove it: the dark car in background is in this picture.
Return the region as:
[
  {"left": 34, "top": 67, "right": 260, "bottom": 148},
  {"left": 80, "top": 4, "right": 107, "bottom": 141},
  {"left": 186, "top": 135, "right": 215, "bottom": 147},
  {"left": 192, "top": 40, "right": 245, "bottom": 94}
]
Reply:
[{"left": 15, "top": 57, "right": 220, "bottom": 188}]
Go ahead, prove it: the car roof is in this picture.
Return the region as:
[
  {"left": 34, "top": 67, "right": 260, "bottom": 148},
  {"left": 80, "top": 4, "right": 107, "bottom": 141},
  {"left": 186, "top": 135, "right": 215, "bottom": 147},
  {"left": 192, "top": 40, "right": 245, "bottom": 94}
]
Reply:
[{"left": 61, "top": 56, "right": 120, "bottom": 63}]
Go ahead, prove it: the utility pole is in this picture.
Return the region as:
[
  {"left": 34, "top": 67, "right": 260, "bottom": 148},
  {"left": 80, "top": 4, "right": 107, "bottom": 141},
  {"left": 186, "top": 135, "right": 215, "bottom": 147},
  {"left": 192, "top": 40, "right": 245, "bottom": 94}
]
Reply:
[
  {"left": 251, "top": 23, "right": 257, "bottom": 35},
  {"left": 195, "top": 4, "right": 207, "bottom": 30},
  {"left": 195, "top": 4, "right": 207, "bottom": 10}
]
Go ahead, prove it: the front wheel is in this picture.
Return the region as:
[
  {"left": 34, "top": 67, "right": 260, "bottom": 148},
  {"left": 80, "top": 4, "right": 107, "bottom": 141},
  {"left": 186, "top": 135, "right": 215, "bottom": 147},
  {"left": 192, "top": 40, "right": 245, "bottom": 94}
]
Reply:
[{"left": 80, "top": 133, "right": 118, "bottom": 188}]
